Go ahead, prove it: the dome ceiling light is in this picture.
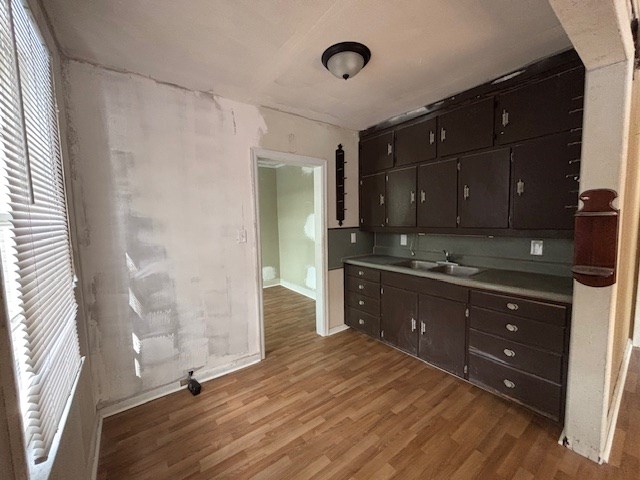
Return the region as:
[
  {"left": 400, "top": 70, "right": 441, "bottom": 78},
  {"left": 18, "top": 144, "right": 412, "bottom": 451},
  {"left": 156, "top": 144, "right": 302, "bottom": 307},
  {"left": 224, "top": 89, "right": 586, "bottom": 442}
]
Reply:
[{"left": 321, "top": 42, "right": 371, "bottom": 80}]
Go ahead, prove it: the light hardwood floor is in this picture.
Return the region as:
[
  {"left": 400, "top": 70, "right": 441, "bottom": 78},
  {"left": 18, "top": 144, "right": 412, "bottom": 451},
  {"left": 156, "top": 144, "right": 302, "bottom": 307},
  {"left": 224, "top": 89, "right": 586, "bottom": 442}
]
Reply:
[{"left": 98, "top": 286, "right": 640, "bottom": 479}]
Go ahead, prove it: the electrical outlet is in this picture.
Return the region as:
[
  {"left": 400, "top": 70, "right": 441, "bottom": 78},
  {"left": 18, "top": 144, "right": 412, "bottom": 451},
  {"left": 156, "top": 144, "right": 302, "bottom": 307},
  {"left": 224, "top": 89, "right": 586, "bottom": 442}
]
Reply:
[
  {"left": 530, "top": 240, "right": 544, "bottom": 256},
  {"left": 400, "top": 234, "right": 407, "bottom": 246},
  {"left": 350, "top": 232, "right": 357, "bottom": 244}
]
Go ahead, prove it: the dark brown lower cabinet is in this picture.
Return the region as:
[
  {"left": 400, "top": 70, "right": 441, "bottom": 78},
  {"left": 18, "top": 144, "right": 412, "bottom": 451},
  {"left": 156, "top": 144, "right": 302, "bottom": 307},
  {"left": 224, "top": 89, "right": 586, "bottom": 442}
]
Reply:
[
  {"left": 380, "top": 285, "right": 418, "bottom": 355},
  {"left": 418, "top": 294, "right": 467, "bottom": 378},
  {"left": 344, "top": 262, "right": 571, "bottom": 424}
]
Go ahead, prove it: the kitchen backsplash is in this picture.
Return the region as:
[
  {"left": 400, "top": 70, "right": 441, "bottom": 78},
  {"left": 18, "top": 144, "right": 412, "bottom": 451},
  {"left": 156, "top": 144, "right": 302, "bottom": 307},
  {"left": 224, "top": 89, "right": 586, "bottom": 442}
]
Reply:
[{"left": 374, "top": 233, "right": 573, "bottom": 277}]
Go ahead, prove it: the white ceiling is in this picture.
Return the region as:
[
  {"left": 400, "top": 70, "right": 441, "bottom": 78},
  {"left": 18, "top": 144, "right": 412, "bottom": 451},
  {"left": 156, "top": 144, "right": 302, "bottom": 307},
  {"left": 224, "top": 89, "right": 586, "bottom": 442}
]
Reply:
[{"left": 43, "top": 0, "right": 572, "bottom": 130}]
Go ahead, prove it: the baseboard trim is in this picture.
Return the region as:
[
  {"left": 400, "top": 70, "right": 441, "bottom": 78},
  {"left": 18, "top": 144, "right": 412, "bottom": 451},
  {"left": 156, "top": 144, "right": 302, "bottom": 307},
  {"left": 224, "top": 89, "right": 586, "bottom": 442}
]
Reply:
[
  {"left": 280, "top": 280, "right": 316, "bottom": 300},
  {"left": 327, "top": 324, "right": 349, "bottom": 335},
  {"left": 99, "top": 353, "right": 262, "bottom": 419},
  {"left": 263, "top": 279, "right": 281, "bottom": 288},
  {"left": 601, "top": 339, "right": 633, "bottom": 463}
]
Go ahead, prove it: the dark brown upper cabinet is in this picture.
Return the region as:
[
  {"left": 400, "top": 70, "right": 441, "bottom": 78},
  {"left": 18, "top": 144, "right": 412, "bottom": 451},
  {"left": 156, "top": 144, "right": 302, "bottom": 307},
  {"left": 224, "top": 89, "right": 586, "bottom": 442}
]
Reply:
[
  {"left": 418, "top": 294, "right": 467, "bottom": 378},
  {"left": 417, "top": 159, "right": 458, "bottom": 228},
  {"left": 360, "top": 173, "right": 386, "bottom": 228},
  {"left": 395, "top": 117, "right": 437, "bottom": 166},
  {"left": 458, "top": 148, "right": 510, "bottom": 228},
  {"left": 438, "top": 98, "right": 494, "bottom": 157},
  {"left": 511, "top": 131, "right": 580, "bottom": 230},
  {"left": 381, "top": 285, "right": 418, "bottom": 355},
  {"left": 496, "top": 68, "right": 585, "bottom": 145},
  {"left": 360, "top": 132, "right": 394, "bottom": 175},
  {"left": 386, "top": 167, "right": 417, "bottom": 227}
]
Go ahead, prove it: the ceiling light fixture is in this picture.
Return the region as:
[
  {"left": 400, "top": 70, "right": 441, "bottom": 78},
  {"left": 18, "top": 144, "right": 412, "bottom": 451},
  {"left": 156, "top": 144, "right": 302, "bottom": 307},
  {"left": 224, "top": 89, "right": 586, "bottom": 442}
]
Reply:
[{"left": 321, "top": 42, "right": 371, "bottom": 80}]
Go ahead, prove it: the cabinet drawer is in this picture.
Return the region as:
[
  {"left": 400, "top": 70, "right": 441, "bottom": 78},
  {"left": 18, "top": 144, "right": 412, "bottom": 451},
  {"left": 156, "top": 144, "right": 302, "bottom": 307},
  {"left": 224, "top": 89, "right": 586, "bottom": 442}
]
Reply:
[
  {"left": 470, "top": 307, "right": 565, "bottom": 353},
  {"left": 470, "top": 290, "right": 566, "bottom": 326},
  {"left": 469, "top": 330, "right": 562, "bottom": 383},
  {"left": 346, "top": 292, "right": 380, "bottom": 316},
  {"left": 418, "top": 277, "right": 468, "bottom": 303},
  {"left": 346, "top": 308, "right": 380, "bottom": 337},
  {"left": 346, "top": 276, "right": 380, "bottom": 299},
  {"left": 469, "top": 353, "right": 562, "bottom": 421},
  {"left": 346, "top": 264, "right": 381, "bottom": 283}
]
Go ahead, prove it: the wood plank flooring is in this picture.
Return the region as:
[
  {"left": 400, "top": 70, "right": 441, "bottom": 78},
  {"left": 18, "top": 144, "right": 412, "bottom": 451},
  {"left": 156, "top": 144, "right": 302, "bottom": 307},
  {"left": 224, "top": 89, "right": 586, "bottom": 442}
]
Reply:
[{"left": 98, "top": 286, "right": 640, "bottom": 479}]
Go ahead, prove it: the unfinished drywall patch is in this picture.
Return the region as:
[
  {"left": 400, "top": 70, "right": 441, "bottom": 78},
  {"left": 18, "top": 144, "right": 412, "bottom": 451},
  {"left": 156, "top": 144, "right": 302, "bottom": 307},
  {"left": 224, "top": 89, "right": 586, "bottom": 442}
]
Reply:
[
  {"left": 64, "top": 60, "right": 267, "bottom": 406},
  {"left": 64, "top": 59, "right": 358, "bottom": 407}
]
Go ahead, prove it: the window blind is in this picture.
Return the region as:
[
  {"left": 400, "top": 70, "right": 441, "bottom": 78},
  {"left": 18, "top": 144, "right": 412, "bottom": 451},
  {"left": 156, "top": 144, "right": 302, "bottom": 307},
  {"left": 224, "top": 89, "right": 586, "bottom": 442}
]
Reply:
[{"left": 0, "top": 0, "right": 80, "bottom": 465}]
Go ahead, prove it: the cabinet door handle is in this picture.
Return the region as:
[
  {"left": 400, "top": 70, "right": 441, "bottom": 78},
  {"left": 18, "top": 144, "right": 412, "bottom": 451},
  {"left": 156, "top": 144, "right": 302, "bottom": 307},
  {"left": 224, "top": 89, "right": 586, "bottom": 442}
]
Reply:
[
  {"left": 506, "top": 302, "right": 519, "bottom": 311},
  {"left": 505, "top": 323, "right": 518, "bottom": 332},
  {"left": 463, "top": 184, "right": 470, "bottom": 200},
  {"left": 359, "top": 318, "right": 365, "bottom": 325},
  {"left": 358, "top": 270, "right": 364, "bottom": 276},
  {"left": 358, "top": 300, "right": 365, "bottom": 306},
  {"left": 421, "top": 321, "right": 426, "bottom": 335},
  {"left": 501, "top": 109, "right": 509, "bottom": 127},
  {"left": 411, "top": 318, "right": 417, "bottom": 332},
  {"left": 516, "top": 179, "right": 525, "bottom": 196},
  {"left": 410, "top": 191, "right": 416, "bottom": 204},
  {"left": 379, "top": 194, "right": 385, "bottom": 206},
  {"left": 420, "top": 190, "right": 426, "bottom": 203},
  {"left": 387, "top": 143, "right": 393, "bottom": 156},
  {"left": 503, "top": 379, "right": 516, "bottom": 389},
  {"left": 503, "top": 348, "right": 516, "bottom": 357},
  {"left": 440, "top": 127, "right": 446, "bottom": 142},
  {"left": 429, "top": 130, "right": 435, "bottom": 145}
]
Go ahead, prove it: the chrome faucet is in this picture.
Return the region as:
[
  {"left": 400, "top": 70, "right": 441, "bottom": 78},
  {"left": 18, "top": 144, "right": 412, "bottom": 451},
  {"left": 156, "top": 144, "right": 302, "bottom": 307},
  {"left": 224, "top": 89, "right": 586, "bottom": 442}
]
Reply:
[
  {"left": 443, "top": 250, "right": 452, "bottom": 262},
  {"left": 409, "top": 236, "right": 416, "bottom": 256}
]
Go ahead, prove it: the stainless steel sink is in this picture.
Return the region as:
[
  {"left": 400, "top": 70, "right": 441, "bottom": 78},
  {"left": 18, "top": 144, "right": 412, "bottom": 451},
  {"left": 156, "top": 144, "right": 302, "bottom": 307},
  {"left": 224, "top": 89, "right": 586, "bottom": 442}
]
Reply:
[
  {"left": 392, "top": 260, "right": 439, "bottom": 271},
  {"left": 428, "top": 264, "right": 483, "bottom": 277}
]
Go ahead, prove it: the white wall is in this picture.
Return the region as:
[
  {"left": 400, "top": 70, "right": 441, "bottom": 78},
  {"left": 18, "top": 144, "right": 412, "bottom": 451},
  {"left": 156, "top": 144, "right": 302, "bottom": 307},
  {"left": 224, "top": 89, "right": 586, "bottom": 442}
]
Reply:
[{"left": 63, "top": 59, "right": 358, "bottom": 409}]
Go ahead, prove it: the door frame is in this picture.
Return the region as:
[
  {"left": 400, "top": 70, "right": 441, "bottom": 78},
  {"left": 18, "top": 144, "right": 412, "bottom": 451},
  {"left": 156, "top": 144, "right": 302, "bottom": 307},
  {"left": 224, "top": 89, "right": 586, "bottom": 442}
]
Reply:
[{"left": 250, "top": 147, "right": 329, "bottom": 359}]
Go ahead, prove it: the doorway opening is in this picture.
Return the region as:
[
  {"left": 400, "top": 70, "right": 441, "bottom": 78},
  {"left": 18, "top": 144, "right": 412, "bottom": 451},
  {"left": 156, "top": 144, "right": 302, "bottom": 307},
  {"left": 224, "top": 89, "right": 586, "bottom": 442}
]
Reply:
[{"left": 251, "top": 148, "right": 328, "bottom": 358}]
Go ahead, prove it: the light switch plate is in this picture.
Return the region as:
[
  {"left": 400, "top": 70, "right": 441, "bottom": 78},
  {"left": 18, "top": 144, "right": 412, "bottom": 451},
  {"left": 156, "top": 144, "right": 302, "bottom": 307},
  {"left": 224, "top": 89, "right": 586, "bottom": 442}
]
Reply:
[
  {"left": 350, "top": 232, "right": 357, "bottom": 244},
  {"left": 530, "top": 240, "right": 544, "bottom": 256},
  {"left": 400, "top": 234, "right": 407, "bottom": 246}
]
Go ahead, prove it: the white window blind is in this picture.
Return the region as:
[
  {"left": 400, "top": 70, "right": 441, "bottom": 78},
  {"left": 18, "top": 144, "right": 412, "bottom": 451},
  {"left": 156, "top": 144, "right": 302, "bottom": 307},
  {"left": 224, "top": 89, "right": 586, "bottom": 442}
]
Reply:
[{"left": 0, "top": 0, "right": 80, "bottom": 465}]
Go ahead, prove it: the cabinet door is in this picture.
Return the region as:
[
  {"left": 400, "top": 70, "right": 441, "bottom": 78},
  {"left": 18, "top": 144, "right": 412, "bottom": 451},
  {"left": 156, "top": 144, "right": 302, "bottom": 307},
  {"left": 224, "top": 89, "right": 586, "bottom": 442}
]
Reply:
[
  {"left": 395, "top": 117, "right": 437, "bottom": 166},
  {"left": 386, "top": 167, "right": 417, "bottom": 227},
  {"left": 511, "top": 132, "right": 579, "bottom": 230},
  {"left": 496, "top": 68, "right": 585, "bottom": 145},
  {"left": 458, "top": 148, "right": 510, "bottom": 228},
  {"left": 360, "top": 132, "right": 394, "bottom": 175},
  {"left": 381, "top": 286, "right": 418, "bottom": 355},
  {"left": 438, "top": 98, "right": 494, "bottom": 157},
  {"left": 417, "top": 159, "right": 458, "bottom": 228},
  {"left": 360, "top": 173, "right": 386, "bottom": 228},
  {"left": 418, "top": 295, "right": 467, "bottom": 377}
]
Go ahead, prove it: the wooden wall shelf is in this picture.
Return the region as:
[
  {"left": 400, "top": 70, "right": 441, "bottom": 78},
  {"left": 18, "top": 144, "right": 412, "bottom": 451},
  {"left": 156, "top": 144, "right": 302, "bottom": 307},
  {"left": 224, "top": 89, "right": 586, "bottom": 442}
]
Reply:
[{"left": 572, "top": 189, "right": 619, "bottom": 287}]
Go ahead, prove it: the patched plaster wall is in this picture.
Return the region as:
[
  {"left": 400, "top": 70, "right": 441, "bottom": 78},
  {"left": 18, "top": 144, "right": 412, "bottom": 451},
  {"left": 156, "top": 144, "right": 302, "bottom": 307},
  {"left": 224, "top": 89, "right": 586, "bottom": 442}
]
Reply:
[{"left": 63, "top": 59, "right": 358, "bottom": 408}]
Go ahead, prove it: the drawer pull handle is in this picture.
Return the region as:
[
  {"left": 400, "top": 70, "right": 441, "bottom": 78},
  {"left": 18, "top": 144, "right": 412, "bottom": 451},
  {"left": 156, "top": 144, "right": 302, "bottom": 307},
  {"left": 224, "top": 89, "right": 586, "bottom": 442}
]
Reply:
[
  {"left": 505, "top": 323, "right": 518, "bottom": 332},
  {"left": 503, "top": 348, "right": 516, "bottom": 357},
  {"left": 359, "top": 319, "right": 365, "bottom": 325},
  {"left": 506, "top": 302, "right": 519, "bottom": 311},
  {"left": 358, "top": 284, "right": 364, "bottom": 290},
  {"left": 358, "top": 270, "right": 364, "bottom": 276},
  {"left": 358, "top": 300, "right": 365, "bottom": 306},
  {"left": 503, "top": 379, "right": 516, "bottom": 389}
]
